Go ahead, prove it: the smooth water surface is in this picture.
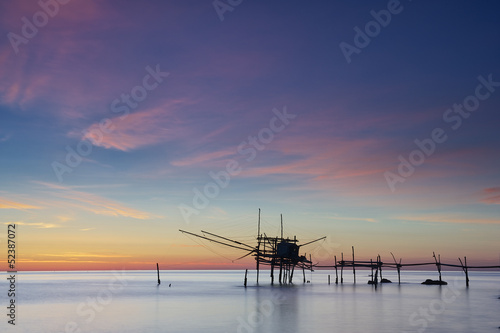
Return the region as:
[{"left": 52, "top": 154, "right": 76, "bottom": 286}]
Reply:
[{"left": 1, "top": 270, "right": 499, "bottom": 332}]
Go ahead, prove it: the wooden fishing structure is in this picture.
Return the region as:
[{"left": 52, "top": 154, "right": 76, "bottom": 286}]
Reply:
[
  {"left": 317, "top": 248, "right": 500, "bottom": 287},
  {"left": 179, "top": 209, "right": 326, "bottom": 285},
  {"left": 179, "top": 210, "right": 500, "bottom": 287}
]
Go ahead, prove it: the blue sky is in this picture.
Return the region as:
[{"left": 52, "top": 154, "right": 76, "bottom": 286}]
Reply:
[{"left": 1, "top": 0, "right": 499, "bottom": 270}]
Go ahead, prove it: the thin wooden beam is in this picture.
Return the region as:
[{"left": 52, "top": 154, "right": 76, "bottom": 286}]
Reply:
[
  {"left": 256, "top": 209, "right": 260, "bottom": 284},
  {"left": 378, "top": 254, "right": 383, "bottom": 281},
  {"left": 370, "top": 259, "right": 374, "bottom": 284},
  {"left": 157, "top": 263, "right": 161, "bottom": 285},
  {"left": 334, "top": 255, "right": 338, "bottom": 284},
  {"left": 341, "top": 252, "right": 344, "bottom": 284},
  {"left": 459, "top": 257, "right": 469, "bottom": 287},
  {"left": 352, "top": 246, "right": 356, "bottom": 284},
  {"left": 465, "top": 256, "right": 469, "bottom": 287},
  {"left": 271, "top": 259, "right": 274, "bottom": 285}
]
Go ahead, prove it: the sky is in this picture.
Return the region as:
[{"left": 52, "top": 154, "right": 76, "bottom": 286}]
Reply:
[{"left": 1, "top": 0, "right": 499, "bottom": 271}]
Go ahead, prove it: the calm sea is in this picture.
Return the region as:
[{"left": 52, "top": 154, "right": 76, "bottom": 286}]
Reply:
[{"left": 1, "top": 270, "right": 499, "bottom": 332}]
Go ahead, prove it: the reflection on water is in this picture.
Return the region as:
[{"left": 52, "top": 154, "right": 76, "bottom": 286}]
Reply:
[{"left": 1, "top": 270, "right": 499, "bottom": 332}]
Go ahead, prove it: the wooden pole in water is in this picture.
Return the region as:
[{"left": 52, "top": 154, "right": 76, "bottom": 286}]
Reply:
[
  {"left": 398, "top": 261, "right": 401, "bottom": 285},
  {"left": 341, "top": 252, "right": 344, "bottom": 284},
  {"left": 378, "top": 254, "right": 383, "bottom": 281},
  {"left": 438, "top": 254, "right": 442, "bottom": 283},
  {"left": 303, "top": 267, "right": 306, "bottom": 283},
  {"left": 391, "top": 252, "right": 401, "bottom": 285},
  {"left": 290, "top": 264, "right": 295, "bottom": 283},
  {"left": 157, "top": 263, "right": 161, "bottom": 285},
  {"left": 309, "top": 254, "right": 312, "bottom": 283},
  {"left": 464, "top": 256, "right": 469, "bottom": 287},
  {"left": 256, "top": 209, "right": 261, "bottom": 285},
  {"left": 352, "top": 246, "right": 356, "bottom": 284},
  {"left": 334, "top": 255, "right": 338, "bottom": 284},
  {"left": 279, "top": 262, "right": 283, "bottom": 284},
  {"left": 244, "top": 269, "right": 248, "bottom": 287},
  {"left": 459, "top": 257, "right": 469, "bottom": 287},
  {"left": 328, "top": 274, "right": 330, "bottom": 285},
  {"left": 433, "top": 252, "right": 442, "bottom": 282},
  {"left": 370, "top": 259, "right": 374, "bottom": 284},
  {"left": 271, "top": 260, "right": 274, "bottom": 285}
]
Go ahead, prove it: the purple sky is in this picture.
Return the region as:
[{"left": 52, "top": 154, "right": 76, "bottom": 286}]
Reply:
[{"left": 1, "top": 0, "right": 499, "bottom": 270}]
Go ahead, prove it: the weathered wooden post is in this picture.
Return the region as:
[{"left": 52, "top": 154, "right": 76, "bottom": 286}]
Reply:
[
  {"left": 157, "top": 263, "right": 161, "bottom": 285},
  {"left": 279, "top": 262, "right": 283, "bottom": 284},
  {"left": 378, "top": 254, "right": 383, "bottom": 281},
  {"left": 464, "top": 256, "right": 469, "bottom": 287},
  {"left": 341, "top": 252, "right": 344, "bottom": 284},
  {"left": 309, "top": 254, "right": 313, "bottom": 283},
  {"left": 459, "top": 257, "right": 469, "bottom": 287},
  {"left": 244, "top": 269, "right": 248, "bottom": 287},
  {"left": 271, "top": 260, "right": 274, "bottom": 285},
  {"left": 391, "top": 252, "right": 401, "bottom": 285},
  {"left": 256, "top": 209, "right": 261, "bottom": 285},
  {"left": 433, "top": 252, "right": 442, "bottom": 283},
  {"left": 334, "top": 255, "right": 338, "bottom": 284},
  {"left": 438, "top": 254, "right": 442, "bottom": 283},
  {"left": 352, "top": 246, "right": 356, "bottom": 284},
  {"left": 370, "top": 259, "right": 374, "bottom": 284}
]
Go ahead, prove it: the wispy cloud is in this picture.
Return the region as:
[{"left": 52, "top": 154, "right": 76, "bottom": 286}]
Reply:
[
  {"left": 33, "top": 181, "right": 154, "bottom": 220},
  {"left": 171, "top": 149, "right": 235, "bottom": 167},
  {"left": 81, "top": 102, "right": 189, "bottom": 151},
  {"left": 396, "top": 214, "right": 500, "bottom": 225},
  {"left": 0, "top": 198, "right": 41, "bottom": 210},
  {"left": 39, "top": 252, "right": 132, "bottom": 258},
  {"left": 4, "top": 221, "right": 59, "bottom": 228},
  {"left": 328, "top": 216, "right": 378, "bottom": 223},
  {"left": 0, "top": 1, "right": 138, "bottom": 119},
  {"left": 480, "top": 187, "right": 500, "bottom": 205}
]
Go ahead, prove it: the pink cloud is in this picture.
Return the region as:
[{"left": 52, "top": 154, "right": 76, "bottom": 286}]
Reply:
[
  {"left": 33, "top": 181, "right": 154, "bottom": 220},
  {"left": 0, "top": 1, "right": 168, "bottom": 122},
  {"left": 81, "top": 101, "right": 190, "bottom": 151},
  {"left": 6, "top": 221, "right": 59, "bottom": 229},
  {"left": 0, "top": 198, "right": 41, "bottom": 210},
  {"left": 242, "top": 134, "right": 390, "bottom": 182},
  {"left": 481, "top": 187, "right": 500, "bottom": 205},
  {"left": 397, "top": 214, "right": 500, "bottom": 225},
  {"left": 171, "top": 149, "right": 236, "bottom": 167}
]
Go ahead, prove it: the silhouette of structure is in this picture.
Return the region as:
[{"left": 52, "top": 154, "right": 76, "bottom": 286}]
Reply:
[
  {"left": 179, "top": 209, "right": 325, "bottom": 284},
  {"left": 180, "top": 210, "right": 500, "bottom": 287},
  {"left": 317, "top": 250, "right": 500, "bottom": 286}
]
